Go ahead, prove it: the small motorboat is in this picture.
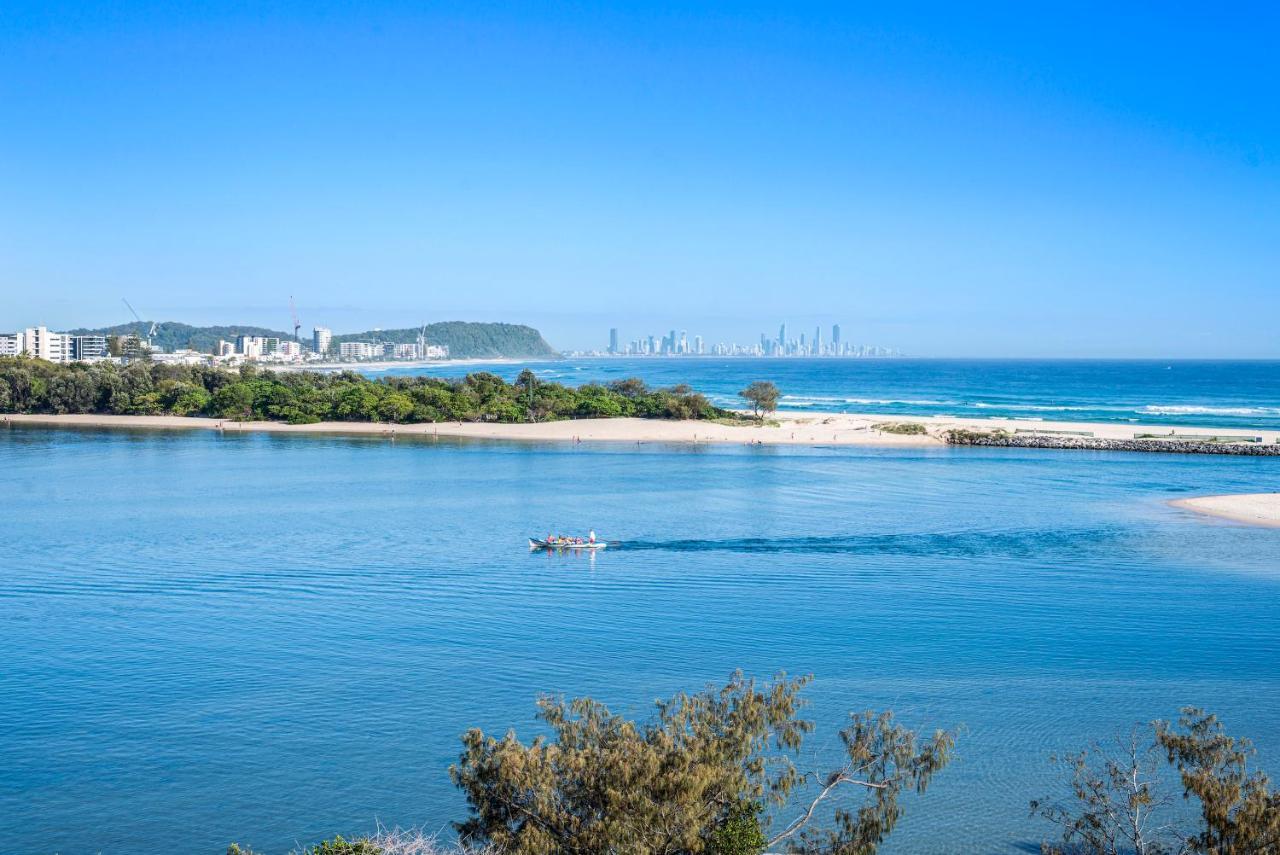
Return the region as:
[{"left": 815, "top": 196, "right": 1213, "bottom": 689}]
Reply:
[{"left": 529, "top": 537, "right": 607, "bottom": 551}]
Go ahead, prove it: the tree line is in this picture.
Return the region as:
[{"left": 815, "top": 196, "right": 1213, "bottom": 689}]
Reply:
[
  {"left": 329, "top": 322, "right": 558, "bottom": 359},
  {"left": 226, "top": 673, "right": 1280, "bottom": 855},
  {"left": 0, "top": 357, "right": 733, "bottom": 424}
]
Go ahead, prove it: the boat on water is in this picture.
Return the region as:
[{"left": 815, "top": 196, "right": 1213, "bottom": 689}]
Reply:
[{"left": 529, "top": 537, "right": 607, "bottom": 551}]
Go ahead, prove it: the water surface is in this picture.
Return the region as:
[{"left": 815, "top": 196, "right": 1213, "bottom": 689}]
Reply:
[{"left": 2, "top": 425, "right": 1279, "bottom": 853}]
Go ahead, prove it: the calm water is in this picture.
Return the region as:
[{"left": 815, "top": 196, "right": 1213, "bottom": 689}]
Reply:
[
  {"left": 375, "top": 358, "right": 1280, "bottom": 430},
  {"left": 3, "top": 421, "right": 1279, "bottom": 854}
]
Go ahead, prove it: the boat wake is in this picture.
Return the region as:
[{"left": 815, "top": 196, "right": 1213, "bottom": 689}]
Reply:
[{"left": 609, "top": 527, "right": 1120, "bottom": 558}]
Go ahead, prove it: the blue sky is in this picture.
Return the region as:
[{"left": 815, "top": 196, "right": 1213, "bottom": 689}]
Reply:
[{"left": 1, "top": 1, "right": 1277, "bottom": 356}]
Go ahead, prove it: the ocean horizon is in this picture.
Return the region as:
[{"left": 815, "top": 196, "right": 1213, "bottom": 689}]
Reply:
[{"left": 368, "top": 357, "right": 1280, "bottom": 431}]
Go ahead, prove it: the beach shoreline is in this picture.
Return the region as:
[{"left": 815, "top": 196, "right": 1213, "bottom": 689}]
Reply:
[
  {"left": 1170, "top": 494, "right": 1280, "bottom": 528},
  {"left": 280, "top": 357, "right": 526, "bottom": 373},
  {"left": 5, "top": 411, "right": 1280, "bottom": 450}
]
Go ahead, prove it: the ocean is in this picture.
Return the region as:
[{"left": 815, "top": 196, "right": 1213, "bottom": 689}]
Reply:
[
  {"left": 373, "top": 357, "right": 1280, "bottom": 430},
  {"left": 3, "top": 360, "right": 1279, "bottom": 854}
]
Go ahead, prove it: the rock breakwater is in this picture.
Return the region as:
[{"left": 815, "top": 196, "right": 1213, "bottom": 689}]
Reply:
[{"left": 943, "top": 429, "right": 1280, "bottom": 456}]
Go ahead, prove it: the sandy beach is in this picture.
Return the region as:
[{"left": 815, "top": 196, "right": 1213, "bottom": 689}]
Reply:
[
  {"left": 6, "top": 411, "right": 1280, "bottom": 449},
  {"left": 294, "top": 357, "right": 523, "bottom": 373},
  {"left": 1170, "top": 494, "right": 1280, "bottom": 528}
]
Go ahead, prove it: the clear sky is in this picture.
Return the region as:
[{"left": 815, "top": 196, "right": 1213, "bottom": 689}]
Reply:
[{"left": 1, "top": 2, "right": 1277, "bottom": 356}]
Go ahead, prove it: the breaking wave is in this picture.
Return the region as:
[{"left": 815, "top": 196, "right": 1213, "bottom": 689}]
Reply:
[{"left": 1140, "top": 405, "right": 1280, "bottom": 417}]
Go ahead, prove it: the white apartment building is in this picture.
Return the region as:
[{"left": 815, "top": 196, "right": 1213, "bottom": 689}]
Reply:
[
  {"left": 313, "top": 326, "right": 332, "bottom": 355},
  {"left": 0, "top": 332, "right": 24, "bottom": 356},
  {"left": 236, "top": 335, "right": 281, "bottom": 359},
  {"left": 23, "top": 326, "right": 72, "bottom": 362},
  {"left": 0, "top": 328, "right": 109, "bottom": 362},
  {"left": 72, "top": 335, "right": 109, "bottom": 361},
  {"left": 338, "top": 341, "right": 382, "bottom": 360}
]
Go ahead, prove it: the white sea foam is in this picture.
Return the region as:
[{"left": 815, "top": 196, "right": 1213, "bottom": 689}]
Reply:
[
  {"left": 781, "top": 395, "right": 952, "bottom": 406},
  {"left": 972, "top": 402, "right": 1104, "bottom": 413},
  {"left": 1140, "top": 405, "right": 1280, "bottom": 417}
]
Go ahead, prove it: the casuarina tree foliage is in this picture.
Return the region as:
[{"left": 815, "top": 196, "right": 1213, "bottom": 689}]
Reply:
[
  {"left": 1033, "top": 707, "right": 1280, "bottom": 854},
  {"left": 449, "top": 672, "right": 955, "bottom": 855},
  {"left": 0, "top": 357, "right": 731, "bottom": 425},
  {"left": 739, "top": 381, "right": 780, "bottom": 422}
]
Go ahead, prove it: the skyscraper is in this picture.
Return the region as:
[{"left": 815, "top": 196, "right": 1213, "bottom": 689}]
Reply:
[
  {"left": 814, "top": 326, "right": 822, "bottom": 355},
  {"left": 313, "top": 326, "right": 332, "bottom": 355},
  {"left": 832, "top": 324, "right": 841, "bottom": 354},
  {"left": 778, "top": 322, "right": 786, "bottom": 350},
  {"left": 609, "top": 328, "right": 619, "bottom": 355}
]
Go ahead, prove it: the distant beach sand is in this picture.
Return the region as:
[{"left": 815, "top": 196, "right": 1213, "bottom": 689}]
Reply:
[
  {"left": 1170, "top": 494, "right": 1280, "bottom": 528},
  {"left": 282, "top": 357, "right": 523, "bottom": 373},
  {"left": 6, "top": 411, "right": 1279, "bottom": 449}
]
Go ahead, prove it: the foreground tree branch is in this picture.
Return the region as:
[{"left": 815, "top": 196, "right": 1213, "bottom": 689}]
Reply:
[{"left": 448, "top": 672, "right": 955, "bottom": 855}]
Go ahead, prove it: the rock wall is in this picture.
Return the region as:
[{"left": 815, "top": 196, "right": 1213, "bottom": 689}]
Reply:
[{"left": 943, "top": 431, "right": 1280, "bottom": 456}]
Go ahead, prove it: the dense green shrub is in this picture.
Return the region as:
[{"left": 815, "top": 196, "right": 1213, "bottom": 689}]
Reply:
[
  {"left": 0, "top": 356, "right": 736, "bottom": 426},
  {"left": 872, "top": 422, "right": 927, "bottom": 435}
]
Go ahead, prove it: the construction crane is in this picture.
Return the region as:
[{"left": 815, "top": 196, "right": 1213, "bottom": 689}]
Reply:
[
  {"left": 289, "top": 296, "right": 301, "bottom": 343},
  {"left": 121, "top": 298, "right": 157, "bottom": 339}
]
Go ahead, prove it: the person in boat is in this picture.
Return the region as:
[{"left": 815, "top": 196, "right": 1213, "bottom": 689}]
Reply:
[{"left": 588, "top": 530, "right": 596, "bottom": 544}]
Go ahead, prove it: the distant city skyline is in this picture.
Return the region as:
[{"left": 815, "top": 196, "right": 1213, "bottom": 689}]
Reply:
[
  {"left": 3, "top": 4, "right": 1279, "bottom": 357},
  {"left": 595, "top": 322, "right": 898, "bottom": 358}
]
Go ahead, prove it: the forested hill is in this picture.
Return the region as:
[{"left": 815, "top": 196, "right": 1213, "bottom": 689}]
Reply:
[
  {"left": 68, "top": 321, "right": 560, "bottom": 359},
  {"left": 331, "top": 322, "right": 559, "bottom": 359},
  {"left": 68, "top": 323, "right": 293, "bottom": 354}
]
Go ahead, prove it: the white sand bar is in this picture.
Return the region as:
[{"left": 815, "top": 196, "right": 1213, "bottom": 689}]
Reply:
[
  {"left": 1171, "top": 494, "right": 1280, "bottom": 528},
  {"left": 5, "top": 411, "right": 1280, "bottom": 449}
]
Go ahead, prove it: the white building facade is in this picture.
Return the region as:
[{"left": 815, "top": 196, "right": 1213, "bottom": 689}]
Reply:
[{"left": 313, "top": 327, "right": 332, "bottom": 356}]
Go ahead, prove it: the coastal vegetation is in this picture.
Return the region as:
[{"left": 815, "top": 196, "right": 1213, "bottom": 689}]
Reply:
[
  {"left": 739, "top": 381, "right": 781, "bottom": 422},
  {"left": 451, "top": 672, "right": 954, "bottom": 854},
  {"left": 224, "top": 676, "right": 1280, "bottom": 855},
  {"left": 872, "top": 422, "right": 927, "bottom": 435},
  {"left": 233, "top": 673, "right": 956, "bottom": 855},
  {"left": 1033, "top": 707, "right": 1280, "bottom": 854},
  {"left": 0, "top": 357, "right": 731, "bottom": 424}
]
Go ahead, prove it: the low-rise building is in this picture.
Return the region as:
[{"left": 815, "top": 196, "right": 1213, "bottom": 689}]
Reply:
[
  {"left": 0, "top": 331, "right": 24, "bottom": 356},
  {"left": 338, "top": 341, "right": 382, "bottom": 360},
  {"left": 71, "top": 335, "right": 109, "bottom": 361},
  {"left": 236, "top": 335, "right": 281, "bottom": 359},
  {"left": 20, "top": 326, "right": 73, "bottom": 362},
  {"left": 152, "top": 350, "right": 210, "bottom": 366}
]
